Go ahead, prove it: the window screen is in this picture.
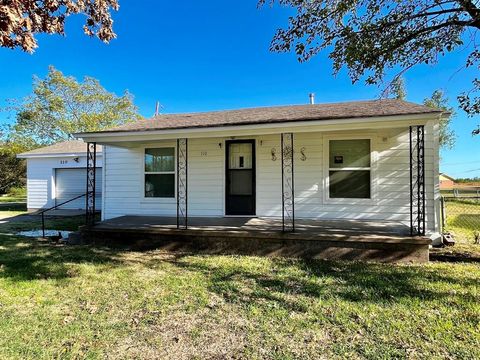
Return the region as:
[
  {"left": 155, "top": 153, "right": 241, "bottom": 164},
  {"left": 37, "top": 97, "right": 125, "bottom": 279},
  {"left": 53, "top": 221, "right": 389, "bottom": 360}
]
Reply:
[
  {"left": 329, "top": 139, "right": 370, "bottom": 168},
  {"left": 145, "top": 148, "right": 175, "bottom": 172},
  {"left": 229, "top": 170, "right": 253, "bottom": 195},
  {"left": 328, "top": 139, "right": 371, "bottom": 199},
  {"left": 145, "top": 147, "right": 175, "bottom": 198}
]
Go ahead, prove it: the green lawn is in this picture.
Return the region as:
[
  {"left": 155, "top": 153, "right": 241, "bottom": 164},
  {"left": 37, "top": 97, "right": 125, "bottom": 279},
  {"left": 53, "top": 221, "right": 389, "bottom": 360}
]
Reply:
[
  {"left": 0, "top": 196, "right": 27, "bottom": 212},
  {"left": 444, "top": 199, "right": 480, "bottom": 242},
  {"left": 0, "top": 210, "right": 479, "bottom": 359},
  {"left": 0, "top": 196, "right": 27, "bottom": 203},
  {"left": 0, "top": 230, "right": 479, "bottom": 358}
]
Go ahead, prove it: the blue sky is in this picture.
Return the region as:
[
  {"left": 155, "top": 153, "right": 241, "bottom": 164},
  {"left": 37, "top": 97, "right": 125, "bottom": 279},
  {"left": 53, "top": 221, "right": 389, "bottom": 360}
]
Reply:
[{"left": 0, "top": 0, "right": 478, "bottom": 178}]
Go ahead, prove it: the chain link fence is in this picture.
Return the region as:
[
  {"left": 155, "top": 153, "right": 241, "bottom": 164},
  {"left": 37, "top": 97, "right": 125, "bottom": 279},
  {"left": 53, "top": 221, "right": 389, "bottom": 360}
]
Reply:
[
  {"left": 441, "top": 186, "right": 480, "bottom": 198},
  {"left": 442, "top": 196, "right": 480, "bottom": 243}
]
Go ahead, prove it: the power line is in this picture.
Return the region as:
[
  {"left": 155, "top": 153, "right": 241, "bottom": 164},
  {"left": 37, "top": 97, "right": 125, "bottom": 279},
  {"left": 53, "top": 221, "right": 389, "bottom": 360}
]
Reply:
[
  {"left": 455, "top": 168, "right": 480, "bottom": 174},
  {"left": 441, "top": 160, "right": 480, "bottom": 166}
]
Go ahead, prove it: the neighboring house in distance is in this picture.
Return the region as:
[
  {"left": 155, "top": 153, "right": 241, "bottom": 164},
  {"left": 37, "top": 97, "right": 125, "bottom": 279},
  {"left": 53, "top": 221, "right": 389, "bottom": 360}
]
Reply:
[
  {"left": 75, "top": 99, "right": 445, "bottom": 254},
  {"left": 439, "top": 173, "right": 456, "bottom": 190},
  {"left": 17, "top": 140, "right": 102, "bottom": 211}
]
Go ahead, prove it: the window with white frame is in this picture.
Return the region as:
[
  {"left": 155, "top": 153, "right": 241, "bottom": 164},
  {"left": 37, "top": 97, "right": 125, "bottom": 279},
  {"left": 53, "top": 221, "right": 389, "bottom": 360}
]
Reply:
[
  {"left": 144, "top": 148, "right": 175, "bottom": 198},
  {"left": 328, "top": 139, "right": 371, "bottom": 199}
]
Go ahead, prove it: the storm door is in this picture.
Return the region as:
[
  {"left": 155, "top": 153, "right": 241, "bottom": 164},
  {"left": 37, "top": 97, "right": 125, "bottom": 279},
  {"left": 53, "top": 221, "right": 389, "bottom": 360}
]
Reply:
[{"left": 225, "top": 140, "right": 256, "bottom": 215}]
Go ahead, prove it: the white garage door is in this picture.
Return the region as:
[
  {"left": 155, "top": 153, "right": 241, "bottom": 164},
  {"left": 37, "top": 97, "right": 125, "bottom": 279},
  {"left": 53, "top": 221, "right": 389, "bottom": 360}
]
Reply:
[{"left": 55, "top": 168, "right": 102, "bottom": 210}]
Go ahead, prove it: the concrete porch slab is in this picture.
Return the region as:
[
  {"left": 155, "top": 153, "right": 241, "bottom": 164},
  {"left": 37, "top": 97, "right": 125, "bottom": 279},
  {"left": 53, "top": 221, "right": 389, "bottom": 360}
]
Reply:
[
  {"left": 94, "top": 216, "right": 413, "bottom": 234},
  {"left": 81, "top": 216, "right": 431, "bottom": 263}
]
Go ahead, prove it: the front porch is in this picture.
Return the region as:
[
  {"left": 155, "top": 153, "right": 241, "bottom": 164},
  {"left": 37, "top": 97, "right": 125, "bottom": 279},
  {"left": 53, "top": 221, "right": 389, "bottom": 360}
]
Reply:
[
  {"left": 81, "top": 216, "right": 431, "bottom": 263},
  {"left": 83, "top": 125, "right": 429, "bottom": 237},
  {"left": 77, "top": 116, "right": 435, "bottom": 262}
]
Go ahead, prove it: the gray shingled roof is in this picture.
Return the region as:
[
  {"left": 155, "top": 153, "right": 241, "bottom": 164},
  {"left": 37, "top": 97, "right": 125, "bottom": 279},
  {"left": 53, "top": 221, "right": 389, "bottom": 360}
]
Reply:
[
  {"left": 80, "top": 99, "right": 442, "bottom": 135},
  {"left": 17, "top": 140, "right": 102, "bottom": 157}
]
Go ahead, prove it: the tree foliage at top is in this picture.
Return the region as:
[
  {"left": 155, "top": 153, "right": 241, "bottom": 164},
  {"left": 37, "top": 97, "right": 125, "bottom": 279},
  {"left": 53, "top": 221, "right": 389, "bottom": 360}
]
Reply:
[
  {"left": 5, "top": 66, "right": 140, "bottom": 149},
  {"left": 423, "top": 90, "right": 457, "bottom": 149},
  {"left": 0, "top": 0, "right": 119, "bottom": 52},
  {"left": 385, "top": 76, "right": 456, "bottom": 148},
  {"left": 262, "top": 0, "right": 480, "bottom": 129},
  {"left": 390, "top": 77, "right": 407, "bottom": 100}
]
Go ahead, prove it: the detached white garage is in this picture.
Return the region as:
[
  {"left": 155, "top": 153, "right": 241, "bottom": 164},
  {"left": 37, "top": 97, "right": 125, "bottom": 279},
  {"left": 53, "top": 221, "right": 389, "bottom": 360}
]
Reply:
[
  {"left": 55, "top": 168, "right": 102, "bottom": 209},
  {"left": 17, "top": 140, "right": 103, "bottom": 211}
]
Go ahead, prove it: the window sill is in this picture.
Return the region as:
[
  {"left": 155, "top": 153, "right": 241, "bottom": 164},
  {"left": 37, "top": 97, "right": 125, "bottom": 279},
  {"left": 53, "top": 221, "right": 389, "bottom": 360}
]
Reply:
[
  {"left": 323, "top": 198, "right": 377, "bottom": 206},
  {"left": 140, "top": 198, "right": 176, "bottom": 204}
]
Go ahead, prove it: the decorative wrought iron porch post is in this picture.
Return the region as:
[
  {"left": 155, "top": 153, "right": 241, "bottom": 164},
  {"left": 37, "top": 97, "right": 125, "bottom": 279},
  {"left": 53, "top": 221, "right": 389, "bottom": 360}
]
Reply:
[
  {"left": 281, "top": 133, "right": 295, "bottom": 232},
  {"left": 177, "top": 138, "right": 188, "bottom": 229},
  {"left": 409, "top": 126, "right": 426, "bottom": 236},
  {"left": 86, "top": 142, "right": 97, "bottom": 226}
]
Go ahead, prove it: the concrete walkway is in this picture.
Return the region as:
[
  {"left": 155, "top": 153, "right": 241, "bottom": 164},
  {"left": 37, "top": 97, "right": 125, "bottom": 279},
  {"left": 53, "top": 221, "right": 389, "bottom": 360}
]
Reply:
[
  {"left": 29, "top": 209, "right": 86, "bottom": 216},
  {"left": 0, "top": 209, "right": 87, "bottom": 224}
]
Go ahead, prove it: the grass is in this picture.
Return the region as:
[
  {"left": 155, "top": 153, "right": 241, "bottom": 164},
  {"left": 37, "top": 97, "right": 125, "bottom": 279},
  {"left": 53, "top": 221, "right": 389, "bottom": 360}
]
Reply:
[
  {"left": 0, "top": 196, "right": 27, "bottom": 212},
  {"left": 0, "top": 214, "right": 86, "bottom": 233},
  {"left": 444, "top": 199, "right": 480, "bottom": 242},
  {"left": 0, "top": 217, "right": 479, "bottom": 359},
  {"left": 0, "top": 209, "right": 479, "bottom": 359},
  {"left": 0, "top": 211, "right": 27, "bottom": 219},
  {"left": 0, "top": 195, "right": 27, "bottom": 203}
]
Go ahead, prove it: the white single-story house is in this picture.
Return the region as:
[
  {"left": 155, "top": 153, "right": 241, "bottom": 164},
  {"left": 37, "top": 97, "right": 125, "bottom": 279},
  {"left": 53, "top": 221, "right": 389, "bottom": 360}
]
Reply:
[
  {"left": 74, "top": 99, "right": 445, "bottom": 261},
  {"left": 17, "top": 140, "right": 103, "bottom": 211}
]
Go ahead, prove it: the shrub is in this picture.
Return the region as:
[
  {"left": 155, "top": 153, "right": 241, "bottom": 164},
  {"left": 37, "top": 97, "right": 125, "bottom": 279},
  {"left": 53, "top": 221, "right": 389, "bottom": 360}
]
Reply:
[{"left": 7, "top": 186, "right": 26, "bottom": 197}]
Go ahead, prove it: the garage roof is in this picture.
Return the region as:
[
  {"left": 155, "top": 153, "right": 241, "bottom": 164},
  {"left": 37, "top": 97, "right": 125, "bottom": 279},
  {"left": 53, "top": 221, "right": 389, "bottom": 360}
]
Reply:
[
  {"left": 77, "top": 99, "right": 443, "bottom": 136},
  {"left": 17, "top": 140, "right": 103, "bottom": 158}
]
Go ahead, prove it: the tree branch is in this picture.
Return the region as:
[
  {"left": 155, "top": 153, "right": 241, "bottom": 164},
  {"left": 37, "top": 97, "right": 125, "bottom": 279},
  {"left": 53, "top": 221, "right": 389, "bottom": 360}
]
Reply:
[
  {"left": 378, "top": 8, "right": 464, "bottom": 28},
  {"left": 456, "top": 0, "right": 480, "bottom": 28}
]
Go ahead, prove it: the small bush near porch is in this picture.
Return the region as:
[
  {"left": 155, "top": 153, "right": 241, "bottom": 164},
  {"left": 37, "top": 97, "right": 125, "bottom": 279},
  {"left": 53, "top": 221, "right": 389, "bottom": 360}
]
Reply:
[{"left": 0, "top": 234, "right": 479, "bottom": 359}]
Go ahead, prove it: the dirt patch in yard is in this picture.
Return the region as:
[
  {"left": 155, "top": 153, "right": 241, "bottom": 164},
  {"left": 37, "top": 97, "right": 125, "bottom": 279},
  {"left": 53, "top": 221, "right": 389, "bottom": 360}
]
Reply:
[
  {"left": 430, "top": 249, "right": 480, "bottom": 263},
  {"left": 109, "top": 307, "right": 249, "bottom": 359}
]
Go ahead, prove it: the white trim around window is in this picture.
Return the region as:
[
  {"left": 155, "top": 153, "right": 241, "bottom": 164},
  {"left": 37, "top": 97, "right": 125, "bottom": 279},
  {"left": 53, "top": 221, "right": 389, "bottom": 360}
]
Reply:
[
  {"left": 322, "top": 133, "right": 378, "bottom": 205},
  {"left": 141, "top": 143, "right": 177, "bottom": 202}
]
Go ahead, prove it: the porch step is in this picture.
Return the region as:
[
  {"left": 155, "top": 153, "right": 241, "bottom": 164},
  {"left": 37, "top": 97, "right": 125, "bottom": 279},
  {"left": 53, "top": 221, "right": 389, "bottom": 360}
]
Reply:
[
  {"left": 442, "top": 232, "right": 456, "bottom": 246},
  {"left": 66, "top": 231, "right": 87, "bottom": 245},
  {"left": 80, "top": 226, "right": 430, "bottom": 263}
]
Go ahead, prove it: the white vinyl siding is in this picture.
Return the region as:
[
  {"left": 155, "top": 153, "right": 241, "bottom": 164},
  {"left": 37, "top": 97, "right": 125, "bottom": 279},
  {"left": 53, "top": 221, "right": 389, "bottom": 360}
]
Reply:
[
  {"left": 102, "top": 122, "right": 438, "bottom": 233},
  {"left": 25, "top": 155, "right": 103, "bottom": 210},
  {"left": 26, "top": 158, "right": 54, "bottom": 210}
]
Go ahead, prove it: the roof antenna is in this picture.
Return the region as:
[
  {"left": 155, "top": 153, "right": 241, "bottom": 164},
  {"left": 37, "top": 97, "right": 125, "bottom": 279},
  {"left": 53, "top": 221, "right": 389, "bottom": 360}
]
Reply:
[
  {"left": 154, "top": 101, "right": 164, "bottom": 116},
  {"left": 309, "top": 93, "right": 315, "bottom": 105}
]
